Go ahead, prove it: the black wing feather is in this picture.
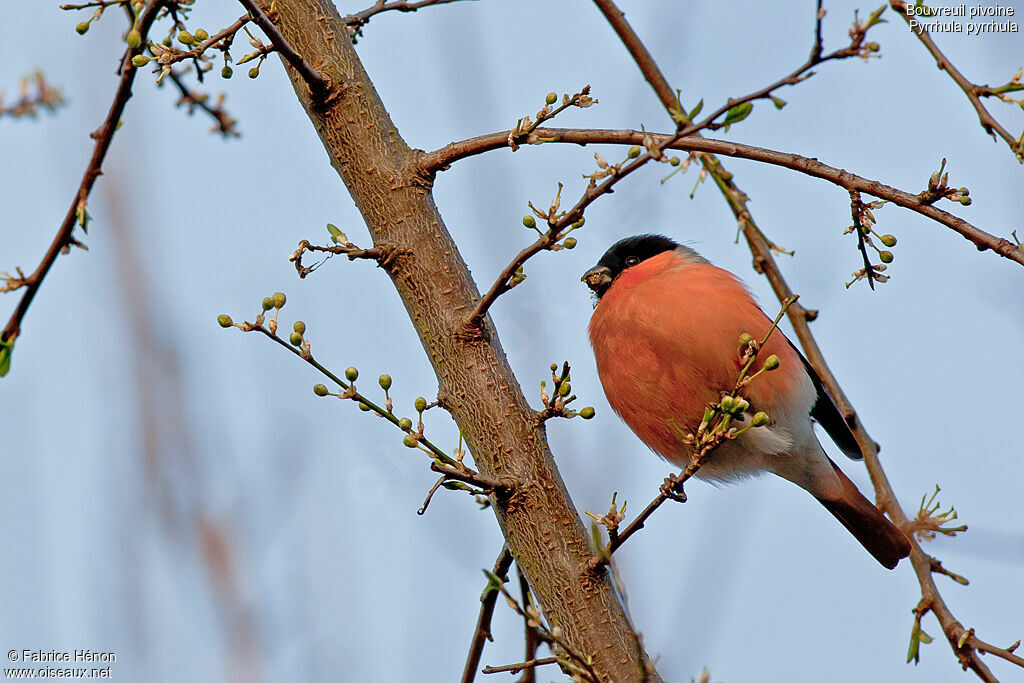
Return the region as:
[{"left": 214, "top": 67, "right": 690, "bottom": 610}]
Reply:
[{"left": 789, "top": 340, "right": 863, "bottom": 460}]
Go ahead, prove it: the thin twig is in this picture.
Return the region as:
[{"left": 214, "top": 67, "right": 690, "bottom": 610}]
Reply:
[
  {"left": 344, "top": 0, "right": 472, "bottom": 34},
  {"left": 1, "top": 0, "right": 166, "bottom": 348},
  {"left": 889, "top": 0, "right": 1022, "bottom": 160},
  {"left": 517, "top": 564, "right": 540, "bottom": 683},
  {"left": 482, "top": 656, "right": 559, "bottom": 675},
  {"left": 166, "top": 69, "right": 239, "bottom": 137},
  {"left": 462, "top": 545, "right": 514, "bottom": 683},
  {"left": 237, "top": 0, "right": 327, "bottom": 95},
  {"left": 421, "top": 127, "right": 1024, "bottom": 267}
]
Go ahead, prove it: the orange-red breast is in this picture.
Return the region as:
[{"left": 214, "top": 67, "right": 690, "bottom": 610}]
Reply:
[{"left": 583, "top": 235, "right": 910, "bottom": 569}]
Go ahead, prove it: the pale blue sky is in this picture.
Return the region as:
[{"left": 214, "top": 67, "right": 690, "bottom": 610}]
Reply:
[{"left": 2, "top": 1, "right": 1022, "bottom": 681}]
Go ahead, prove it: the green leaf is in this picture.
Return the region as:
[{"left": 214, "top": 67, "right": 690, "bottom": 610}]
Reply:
[
  {"left": 867, "top": 4, "right": 888, "bottom": 27},
  {"left": 481, "top": 568, "right": 504, "bottom": 594},
  {"left": 771, "top": 96, "right": 787, "bottom": 110},
  {"left": 687, "top": 98, "right": 704, "bottom": 122},
  {"left": 326, "top": 223, "right": 343, "bottom": 243},
  {"left": 0, "top": 340, "right": 11, "bottom": 377},
  {"left": 722, "top": 102, "right": 754, "bottom": 131}
]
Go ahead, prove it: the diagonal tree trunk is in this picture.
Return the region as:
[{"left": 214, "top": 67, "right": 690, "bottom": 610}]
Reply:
[{"left": 267, "top": 0, "right": 658, "bottom": 679}]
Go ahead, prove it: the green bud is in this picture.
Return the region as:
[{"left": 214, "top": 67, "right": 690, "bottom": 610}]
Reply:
[
  {"left": 272, "top": 291, "right": 286, "bottom": 309},
  {"left": 719, "top": 396, "right": 736, "bottom": 413},
  {"left": 670, "top": 156, "right": 681, "bottom": 167},
  {"left": 867, "top": 42, "right": 880, "bottom": 52},
  {"left": 880, "top": 234, "right": 897, "bottom": 247},
  {"left": 958, "top": 187, "right": 969, "bottom": 197},
  {"left": 737, "top": 332, "right": 753, "bottom": 356},
  {"left": 126, "top": 29, "right": 142, "bottom": 47},
  {"left": 414, "top": 396, "right": 427, "bottom": 412},
  {"left": 959, "top": 196, "right": 972, "bottom": 206},
  {"left": 162, "top": 37, "right": 172, "bottom": 47},
  {"left": 378, "top": 374, "right": 392, "bottom": 391},
  {"left": 403, "top": 434, "right": 418, "bottom": 448},
  {"left": 398, "top": 417, "right": 413, "bottom": 431},
  {"left": 313, "top": 384, "right": 329, "bottom": 396},
  {"left": 762, "top": 354, "right": 780, "bottom": 371},
  {"left": 345, "top": 366, "right": 359, "bottom": 382},
  {"left": 627, "top": 145, "right": 641, "bottom": 159},
  {"left": 579, "top": 406, "right": 596, "bottom": 420},
  {"left": 293, "top": 320, "right": 306, "bottom": 335},
  {"left": 751, "top": 411, "right": 769, "bottom": 427},
  {"left": 194, "top": 28, "right": 209, "bottom": 42},
  {"left": 563, "top": 237, "right": 577, "bottom": 249},
  {"left": 545, "top": 92, "right": 557, "bottom": 105},
  {"left": 522, "top": 215, "right": 536, "bottom": 229},
  {"left": 879, "top": 250, "right": 894, "bottom": 263},
  {"left": 76, "top": 21, "right": 90, "bottom": 35},
  {"left": 358, "top": 401, "right": 371, "bottom": 411},
  {"left": 732, "top": 397, "right": 749, "bottom": 413},
  {"left": 131, "top": 55, "right": 151, "bottom": 68},
  {"left": 572, "top": 217, "right": 585, "bottom": 229},
  {"left": 261, "top": 297, "right": 274, "bottom": 311},
  {"left": 558, "top": 381, "right": 571, "bottom": 397},
  {"left": 248, "top": 67, "right": 259, "bottom": 79},
  {"left": 289, "top": 332, "right": 303, "bottom": 346},
  {"left": 550, "top": 363, "right": 558, "bottom": 372},
  {"left": 221, "top": 65, "right": 233, "bottom": 79},
  {"left": 217, "top": 314, "right": 233, "bottom": 328},
  {"left": 177, "top": 30, "right": 195, "bottom": 45}
]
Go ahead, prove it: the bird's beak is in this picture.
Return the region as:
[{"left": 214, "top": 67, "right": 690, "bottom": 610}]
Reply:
[{"left": 582, "top": 265, "right": 613, "bottom": 297}]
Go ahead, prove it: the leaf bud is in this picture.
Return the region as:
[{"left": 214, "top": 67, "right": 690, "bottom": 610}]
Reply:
[
  {"left": 378, "top": 374, "right": 392, "bottom": 391},
  {"left": 358, "top": 401, "right": 372, "bottom": 412},
  {"left": 345, "top": 366, "right": 359, "bottom": 382},
  {"left": 217, "top": 314, "right": 233, "bottom": 328},
  {"left": 313, "top": 384, "right": 329, "bottom": 396},
  {"left": 579, "top": 406, "right": 595, "bottom": 419},
  {"left": 572, "top": 217, "right": 585, "bottom": 229}
]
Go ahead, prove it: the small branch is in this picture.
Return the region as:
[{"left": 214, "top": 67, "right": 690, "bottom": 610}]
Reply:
[
  {"left": 889, "top": 0, "right": 1022, "bottom": 160},
  {"left": 158, "top": 15, "right": 249, "bottom": 68},
  {"left": 0, "top": 71, "right": 65, "bottom": 119},
  {"left": 237, "top": 0, "right": 327, "bottom": 95},
  {"left": 462, "top": 545, "right": 514, "bottom": 683},
  {"left": 430, "top": 460, "right": 506, "bottom": 492},
  {"left": 166, "top": 69, "right": 239, "bottom": 137},
  {"left": 344, "top": 0, "right": 472, "bottom": 39},
  {"left": 517, "top": 564, "right": 540, "bottom": 683},
  {"left": 421, "top": 128, "right": 1024, "bottom": 267},
  {"left": 1, "top": 0, "right": 165, "bottom": 349},
  {"left": 289, "top": 239, "right": 383, "bottom": 278},
  {"left": 482, "top": 656, "right": 559, "bottom": 676}
]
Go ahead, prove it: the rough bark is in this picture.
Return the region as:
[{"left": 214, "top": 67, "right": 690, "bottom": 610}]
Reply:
[{"left": 267, "top": 1, "right": 658, "bottom": 679}]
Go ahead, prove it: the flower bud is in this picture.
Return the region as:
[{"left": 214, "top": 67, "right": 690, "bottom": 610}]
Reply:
[
  {"left": 719, "top": 396, "right": 736, "bottom": 412},
  {"left": 289, "top": 332, "right": 303, "bottom": 346},
  {"left": 399, "top": 417, "right": 413, "bottom": 431},
  {"left": 879, "top": 250, "right": 894, "bottom": 263},
  {"left": 248, "top": 67, "right": 259, "bottom": 79},
  {"left": 880, "top": 234, "right": 897, "bottom": 247},
  {"left": 221, "top": 65, "right": 233, "bottom": 79},
  {"left": 563, "top": 237, "right": 577, "bottom": 249},
  {"left": 572, "top": 217, "right": 585, "bottom": 229},
  {"left": 558, "top": 381, "right": 571, "bottom": 397},
  {"left": 217, "top": 314, "right": 233, "bottom": 328},
  {"left": 132, "top": 55, "right": 151, "bottom": 67},
  {"left": 762, "top": 354, "right": 780, "bottom": 371},
  {"left": 627, "top": 145, "right": 641, "bottom": 159},
  {"left": 293, "top": 320, "right": 306, "bottom": 335},
  {"left": 261, "top": 297, "right": 274, "bottom": 311},
  {"left": 358, "top": 401, "right": 371, "bottom": 412},
  {"left": 313, "top": 384, "right": 329, "bottom": 396},
  {"left": 194, "top": 28, "right": 209, "bottom": 42},
  {"left": 751, "top": 411, "right": 769, "bottom": 427},
  {"left": 522, "top": 215, "right": 536, "bottom": 229},
  {"left": 378, "top": 374, "right": 392, "bottom": 391},
  {"left": 579, "top": 406, "right": 595, "bottom": 419},
  {"left": 545, "top": 92, "right": 557, "bottom": 105},
  {"left": 414, "top": 397, "right": 427, "bottom": 412},
  {"left": 272, "top": 291, "right": 286, "bottom": 309},
  {"left": 76, "top": 21, "right": 90, "bottom": 35},
  {"left": 126, "top": 29, "right": 142, "bottom": 47},
  {"left": 670, "top": 157, "right": 681, "bottom": 167},
  {"left": 345, "top": 366, "right": 359, "bottom": 382},
  {"left": 177, "top": 31, "right": 195, "bottom": 45},
  {"left": 550, "top": 363, "right": 558, "bottom": 372},
  {"left": 403, "top": 435, "right": 418, "bottom": 448}
]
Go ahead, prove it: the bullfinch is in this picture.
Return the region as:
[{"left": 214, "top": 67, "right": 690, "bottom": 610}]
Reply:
[{"left": 582, "top": 234, "right": 911, "bottom": 569}]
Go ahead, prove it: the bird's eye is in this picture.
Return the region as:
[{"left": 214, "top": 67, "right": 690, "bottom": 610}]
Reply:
[{"left": 625, "top": 256, "right": 640, "bottom": 267}]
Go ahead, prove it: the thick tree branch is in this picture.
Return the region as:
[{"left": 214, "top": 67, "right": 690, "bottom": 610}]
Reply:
[
  {"left": 268, "top": 0, "right": 659, "bottom": 679},
  {"left": 889, "top": 0, "right": 1022, "bottom": 160},
  {"left": 420, "top": 127, "right": 1024, "bottom": 267},
  {"left": 1, "top": 0, "right": 165, "bottom": 347}
]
